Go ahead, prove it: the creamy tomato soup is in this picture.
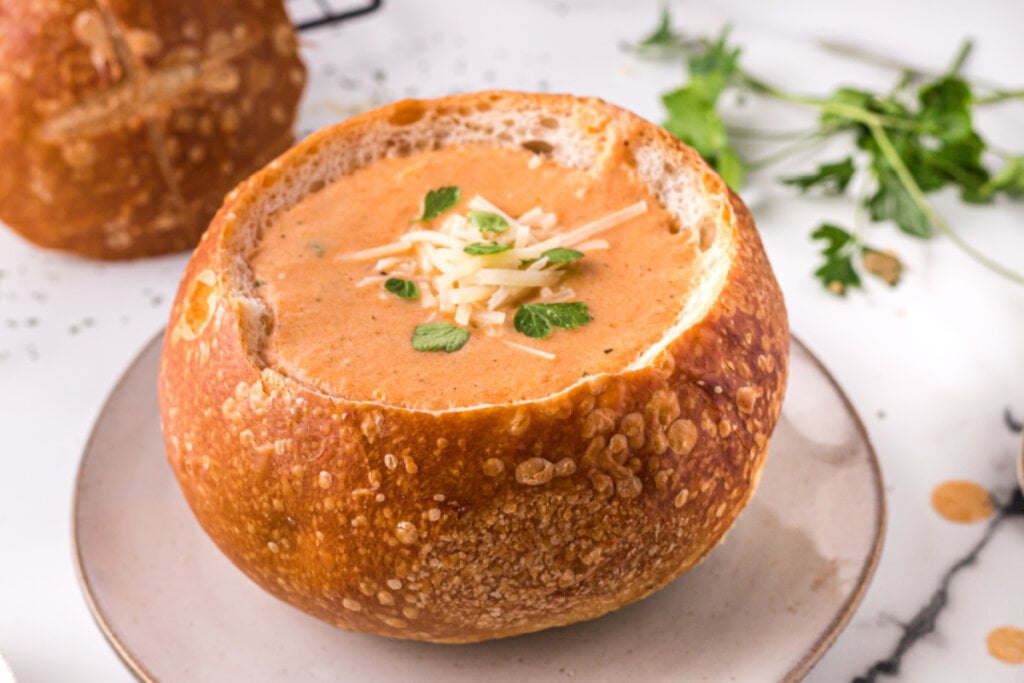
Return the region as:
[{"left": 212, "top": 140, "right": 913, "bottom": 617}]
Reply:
[{"left": 250, "top": 144, "right": 698, "bottom": 410}]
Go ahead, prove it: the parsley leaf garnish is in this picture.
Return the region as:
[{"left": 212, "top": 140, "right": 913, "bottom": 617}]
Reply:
[
  {"left": 541, "top": 247, "right": 584, "bottom": 264},
  {"left": 384, "top": 277, "right": 420, "bottom": 300},
  {"left": 411, "top": 322, "right": 470, "bottom": 352},
  {"left": 415, "top": 186, "right": 461, "bottom": 223},
  {"left": 464, "top": 242, "right": 511, "bottom": 255},
  {"left": 782, "top": 158, "right": 855, "bottom": 195},
  {"left": 514, "top": 302, "right": 593, "bottom": 339},
  {"left": 467, "top": 210, "right": 509, "bottom": 234},
  {"left": 866, "top": 161, "right": 932, "bottom": 237},
  {"left": 812, "top": 224, "right": 862, "bottom": 295}
]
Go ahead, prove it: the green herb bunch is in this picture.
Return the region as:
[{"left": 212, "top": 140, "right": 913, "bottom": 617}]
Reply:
[{"left": 634, "top": 9, "right": 1024, "bottom": 294}]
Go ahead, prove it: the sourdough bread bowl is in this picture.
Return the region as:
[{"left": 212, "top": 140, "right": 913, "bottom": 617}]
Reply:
[
  {"left": 158, "top": 91, "right": 789, "bottom": 643},
  {"left": 0, "top": 0, "right": 305, "bottom": 259}
]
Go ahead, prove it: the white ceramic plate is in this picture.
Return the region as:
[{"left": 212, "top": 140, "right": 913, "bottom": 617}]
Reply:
[{"left": 73, "top": 334, "right": 884, "bottom": 682}]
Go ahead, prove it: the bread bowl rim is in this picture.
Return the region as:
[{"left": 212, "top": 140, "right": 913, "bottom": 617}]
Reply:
[{"left": 197, "top": 89, "right": 741, "bottom": 415}]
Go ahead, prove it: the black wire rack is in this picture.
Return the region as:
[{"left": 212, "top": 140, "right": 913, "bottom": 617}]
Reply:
[{"left": 288, "top": 0, "right": 382, "bottom": 32}]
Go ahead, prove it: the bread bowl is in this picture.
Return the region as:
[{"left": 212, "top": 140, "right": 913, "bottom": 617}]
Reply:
[
  {"left": 0, "top": 0, "right": 305, "bottom": 259},
  {"left": 157, "top": 91, "right": 789, "bottom": 642}
]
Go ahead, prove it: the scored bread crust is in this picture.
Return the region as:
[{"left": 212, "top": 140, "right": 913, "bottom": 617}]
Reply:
[
  {"left": 158, "top": 91, "right": 789, "bottom": 642},
  {"left": 0, "top": 0, "right": 305, "bottom": 259}
]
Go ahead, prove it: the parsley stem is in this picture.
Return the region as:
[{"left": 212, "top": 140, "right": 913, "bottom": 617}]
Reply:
[
  {"left": 739, "top": 73, "right": 928, "bottom": 132},
  {"left": 744, "top": 131, "right": 830, "bottom": 171},
  {"left": 867, "top": 121, "right": 1024, "bottom": 285},
  {"left": 987, "top": 144, "right": 1023, "bottom": 160},
  {"left": 815, "top": 39, "right": 937, "bottom": 81},
  {"left": 744, "top": 37, "right": 1016, "bottom": 110},
  {"left": 814, "top": 38, "right": 1010, "bottom": 94},
  {"left": 975, "top": 89, "right": 1024, "bottom": 105},
  {"left": 945, "top": 40, "right": 973, "bottom": 77},
  {"left": 726, "top": 125, "right": 820, "bottom": 141}
]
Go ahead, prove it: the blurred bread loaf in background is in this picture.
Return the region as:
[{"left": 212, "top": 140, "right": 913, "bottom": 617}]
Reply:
[{"left": 0, "top": 0, "right": 306, "bottom": 259}]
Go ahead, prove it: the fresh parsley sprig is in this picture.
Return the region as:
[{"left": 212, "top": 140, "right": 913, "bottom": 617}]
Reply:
[
  {"left": 658, "top": 28, "right": 746, "bottom": 189},
  {"left": 633, "top": 8, "right": 1024, "bottom": 292}
]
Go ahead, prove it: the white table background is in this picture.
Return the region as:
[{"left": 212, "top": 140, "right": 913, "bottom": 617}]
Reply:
[{"left": 1, "top": 1, "right": 1022, "bottom": 681}]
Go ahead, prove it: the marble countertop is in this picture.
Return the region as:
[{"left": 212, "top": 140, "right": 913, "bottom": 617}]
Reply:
[{"left": 1, "top": 0, "right": 1022, "bottom": 680}]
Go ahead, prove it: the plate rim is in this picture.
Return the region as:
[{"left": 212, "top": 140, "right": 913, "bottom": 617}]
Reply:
[
  {"left": 71, "top": 330, "right": 886, "bottom": 683},
  {"left": 779, "top": 337, "right": 886, "bottom": 681},
  {"left": 72, "top": 330, "right": 166, "bottom": 683}
]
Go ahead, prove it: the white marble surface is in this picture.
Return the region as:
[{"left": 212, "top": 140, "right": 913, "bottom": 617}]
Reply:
[{"left": 1, "top": 0, "right": 1022, "bottom": 681}]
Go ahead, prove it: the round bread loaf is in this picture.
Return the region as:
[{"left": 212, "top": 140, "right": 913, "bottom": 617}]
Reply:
[
  {"left": 158, "top": 91, "right": 789, "bottom": 642},
  {"left": 0, "top": 0, "right": 305, "bottom": 259}
]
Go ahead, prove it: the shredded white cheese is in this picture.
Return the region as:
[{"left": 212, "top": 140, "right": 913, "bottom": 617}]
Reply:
[
  {"left": 356, "top": 275, "right": 387, "bottom": 288},
  {"left": 574, "top": 239, "right": 610, "bottom": 252},
  {"left": 500, "top": 338, "right": 556, "bottom": 360},
  {"left": 337, "top": 195, "right": 649, "bottom": 344},
  {"left": 465, "top": 269, "right": 560, "bottom": 288}
]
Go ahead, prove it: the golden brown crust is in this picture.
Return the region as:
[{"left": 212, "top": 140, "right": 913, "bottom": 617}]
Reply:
[
  {"left": 0, "top": 0, "right": 305, "bottom": 259},
  {"left": 158, "top": 91, "right": 789, "bottom": 642}
]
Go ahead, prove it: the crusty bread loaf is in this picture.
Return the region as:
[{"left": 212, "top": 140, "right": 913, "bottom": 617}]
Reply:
[
  {"left": 158, "top": 91, "right": 789, "bottom": 642},
  {"left": 0, "top": 0, "right": 305, "bottom": 259}
]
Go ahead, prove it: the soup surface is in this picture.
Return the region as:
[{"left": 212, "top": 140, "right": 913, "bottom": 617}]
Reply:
[{"left": 250, "top": 143, "right": 699, "bottom": 410}]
